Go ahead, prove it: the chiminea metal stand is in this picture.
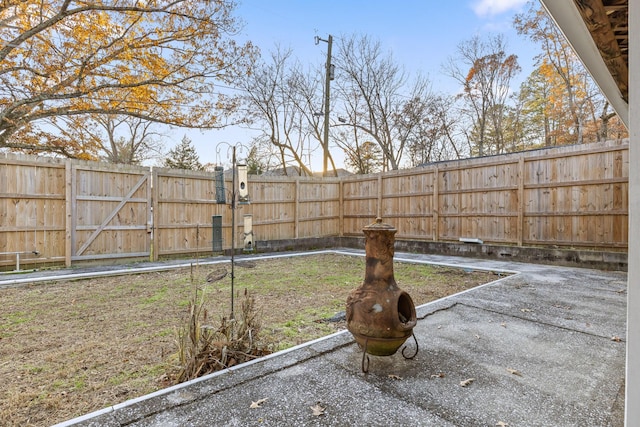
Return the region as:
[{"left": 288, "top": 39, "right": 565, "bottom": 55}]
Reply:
[{"left": 346, "top": 218, "right": 419, "bottom": 373}]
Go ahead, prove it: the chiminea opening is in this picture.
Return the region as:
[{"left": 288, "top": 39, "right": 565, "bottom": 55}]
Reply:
[
  {"left": 397, "top": 292, "right": 415, "bottom": 324},
  {"left": 346, "top": 218, "right": 419, "bottom": 372}
]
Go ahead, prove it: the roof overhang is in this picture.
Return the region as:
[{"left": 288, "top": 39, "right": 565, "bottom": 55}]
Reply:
[{"left": 540, "top": 0, "right": 629, "bottom": 128}]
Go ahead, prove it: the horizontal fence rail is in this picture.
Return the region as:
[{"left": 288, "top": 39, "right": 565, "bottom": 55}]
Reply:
[{"left": 0, "top": 139, "right": 628, "bottom": 269}]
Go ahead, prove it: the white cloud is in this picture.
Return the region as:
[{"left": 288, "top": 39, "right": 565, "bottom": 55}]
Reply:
[{"left": 471, "top": 0, "right": 529, "bottom": 17}]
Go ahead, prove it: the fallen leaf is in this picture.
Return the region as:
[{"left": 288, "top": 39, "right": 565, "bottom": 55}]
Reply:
[
  {"left": 310, "top": 403, "right": 325, "bottom": 416},
  {"left": 611, "top": 336, "right": 622, "bottom": 342},
  {"left": 250, "top": 398, "right": 268, "bottom": 408},
  {"left": 430, "top": 372, "right": 445, "bottom": 379},
  {"left": 388, "top": 374, "right": 403, "bottom": 380},
  {"left": 506, "top": 368, "right": 522, "bottom": 376},
  {"left": 496, "top": 422, "right": 509, "bottom": 426},
  {"left": 460, "top": 378, "right": 475, "bottom": 387},
  {"left": 520, "top": 308, "right": 532, "bottom": 313}
]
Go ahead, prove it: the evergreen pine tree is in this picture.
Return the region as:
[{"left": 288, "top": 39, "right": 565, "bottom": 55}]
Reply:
[{"left": 164, "top": 136, "right": 204, "bottom": 170}]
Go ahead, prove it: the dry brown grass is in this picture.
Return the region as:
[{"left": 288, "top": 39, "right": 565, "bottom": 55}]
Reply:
[{"left": 0, "top": 253, "right": 499, "bottom": 426}]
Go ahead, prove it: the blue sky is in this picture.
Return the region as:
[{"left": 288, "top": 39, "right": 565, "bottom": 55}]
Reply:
[{"left": 182, "top": 0, "right": 541, "bottom": 169}]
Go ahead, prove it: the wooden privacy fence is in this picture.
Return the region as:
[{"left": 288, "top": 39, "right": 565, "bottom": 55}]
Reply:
[
  {"left": 0, "top": 139, "right": 628, "bottom": 269},
  {"left": 341, "top": 139, "right": 628, "bottom": 248}
]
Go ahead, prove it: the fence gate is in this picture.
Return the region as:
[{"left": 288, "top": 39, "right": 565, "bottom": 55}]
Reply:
[{"left": 70, "top": 163, "right": 151, "bottom": 262}]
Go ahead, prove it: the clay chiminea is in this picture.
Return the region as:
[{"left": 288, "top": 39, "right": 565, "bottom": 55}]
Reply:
[{"left": 346, "top": 218, "right": 417, "bottom": 365}]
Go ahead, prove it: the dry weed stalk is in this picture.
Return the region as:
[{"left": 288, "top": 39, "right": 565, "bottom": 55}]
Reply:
[{"left": 172, "top": 285, "right": 271, "bottom": 384}]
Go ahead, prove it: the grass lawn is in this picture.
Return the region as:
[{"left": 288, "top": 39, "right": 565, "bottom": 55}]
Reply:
[{"left": 0, "top": 252, "right": 500, "bottom": 426}]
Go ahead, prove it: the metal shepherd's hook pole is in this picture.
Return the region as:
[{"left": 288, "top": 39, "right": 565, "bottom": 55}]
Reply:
[
  {"left": 217, "top": 141, "right": 249, "bottom": 322},
  {"left": 230, "top": 146, "right": 236, "bottom": 320}
]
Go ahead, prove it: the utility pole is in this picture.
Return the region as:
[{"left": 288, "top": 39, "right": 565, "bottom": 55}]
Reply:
[{"left": 316, "top": 34, "right": 334, "bottom": 177}]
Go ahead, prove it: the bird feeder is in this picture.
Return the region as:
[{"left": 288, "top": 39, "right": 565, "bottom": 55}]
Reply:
[
  {"left": 243, "top": 214, "right": 254, "bottom": 252},
  {"left": 237, "top": 163, "right": 249, "bottom": 204},
  {"left": 214, "top": 165, "right": 226, "bottom": 204}
]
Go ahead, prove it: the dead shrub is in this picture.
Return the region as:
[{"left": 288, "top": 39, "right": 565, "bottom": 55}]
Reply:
[{"left": 170, "top": 285, "right": 271, "bottom": 384}]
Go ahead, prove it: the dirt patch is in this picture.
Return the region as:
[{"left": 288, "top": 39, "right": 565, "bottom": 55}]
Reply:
[{"left": 0, "top": 253, "right": 501, "bottom": 426}]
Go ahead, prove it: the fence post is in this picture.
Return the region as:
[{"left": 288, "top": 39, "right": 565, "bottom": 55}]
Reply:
[
  {"left": 517, "top": 157, "right": 525, "bottom": 246},
  {"left": 377, "top": 175, "right": 383, "bottom": 218},
  {"left": 294, "top": 178, "right": 300, "bottom": 239},
  {"left": 339, "top": 179, "right": 344, "bottom": 237},
  {"left": 65, "top": 160, "right": 72, "bottom": 267},
  {"left": 433, "top": 167, "right": 439, "bottom": 242},
  {"left": 151, "top": 167, "right": 159, "bottom": 261}
]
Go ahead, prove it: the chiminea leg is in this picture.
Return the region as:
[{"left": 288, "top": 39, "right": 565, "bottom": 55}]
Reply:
[
  {"left": 401, "top": 332, "right": 419, "bottom": 360},
  {"left": 361, "top": 339, "right": 370, "bottom": 373}
]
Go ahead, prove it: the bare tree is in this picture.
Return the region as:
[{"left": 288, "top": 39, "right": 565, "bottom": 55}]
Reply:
[
  {"left": 333, "top": 116, "right": 383, "bottom": 174},
  {"left": 95, "top": 116, "right": 164, "bottom": 164},
  {"left": 405, "top": 94, "right": 465, "bottom": 166},
  {"left": 333, "top": 34, "right": 435, "bottom": 171},
  {"left": 443, "top": 34, "right": 521, "bottom": 156},
  {"left": 52, "top": 115, "right": 165, "bottom": 164},
  {"left": 238, "top": 46, "right": 337, "bottom": 176},
  {"left": 286, "top": 63, "right": 338, "bottom": 175}
]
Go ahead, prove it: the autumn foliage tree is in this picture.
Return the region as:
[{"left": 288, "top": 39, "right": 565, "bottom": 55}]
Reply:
[
  {"left": 0, "top": 0, "right": 256, "bottom": 159},
  {"left": 444, "top": 34, "right": 521, "bottom": 156},
  {"left": 514, "top": 4, "right": 627, "bottom": 145}
]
